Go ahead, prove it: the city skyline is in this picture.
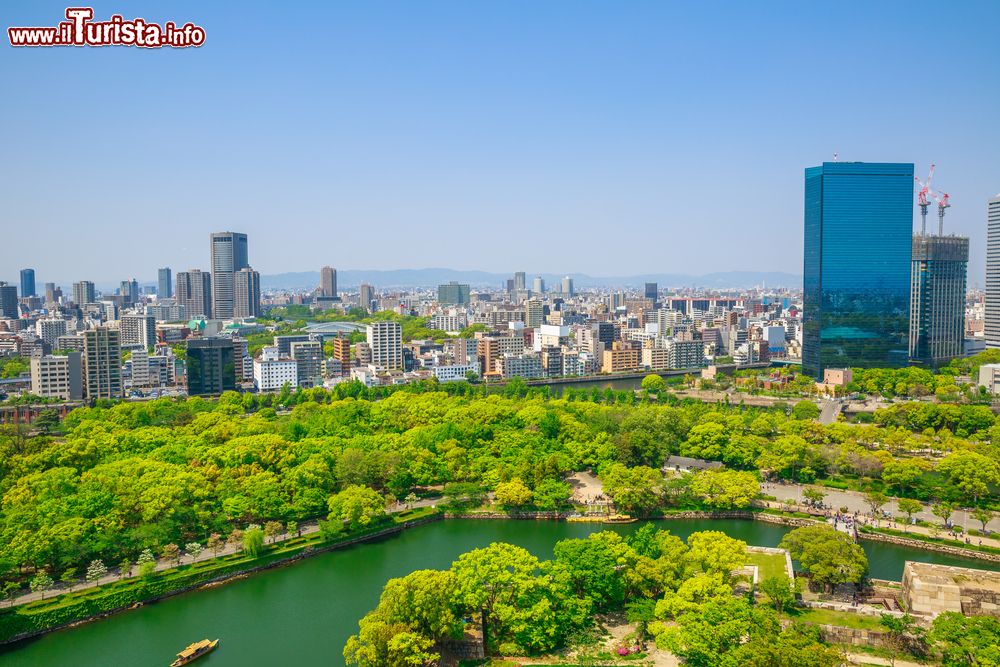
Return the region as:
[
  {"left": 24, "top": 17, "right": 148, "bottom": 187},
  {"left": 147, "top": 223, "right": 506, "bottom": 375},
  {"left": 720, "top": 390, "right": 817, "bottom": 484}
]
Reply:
[{"left": 2, "top": 1, "right": 999, "bottom": 281}]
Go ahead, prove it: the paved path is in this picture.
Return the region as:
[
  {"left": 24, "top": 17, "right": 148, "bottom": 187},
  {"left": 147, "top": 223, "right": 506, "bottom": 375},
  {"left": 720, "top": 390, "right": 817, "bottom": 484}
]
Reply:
[
  {"left": 818, "top": 398, "right": 844, "bottom": 424},
  {"left": 845, "top": 652, "right": 926, "bottom": 667},
  {"left": 762, "top": 480, "right": 1000, "bottom": 536},
  {"left": 6, "top": 498, "right": 440, "bottom": 608}
]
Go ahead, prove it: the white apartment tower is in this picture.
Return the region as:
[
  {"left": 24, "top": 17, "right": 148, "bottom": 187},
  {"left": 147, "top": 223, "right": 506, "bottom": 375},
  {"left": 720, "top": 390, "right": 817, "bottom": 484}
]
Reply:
[
  {"left": 366, "top": 320, "right": 403, "bottom": 369},
  {"left": 120, "top": 313, "right": 156, "bottom": 349},
  {"left": 987, "top": 196, "right": 1000, "bottom": 347},
  {"left": 30, "top": 352, "right": 83, "bottom": 400}
]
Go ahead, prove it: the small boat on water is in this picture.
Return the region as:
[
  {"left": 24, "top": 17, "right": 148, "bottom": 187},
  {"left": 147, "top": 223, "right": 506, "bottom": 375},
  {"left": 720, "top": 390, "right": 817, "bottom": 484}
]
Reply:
[
  {"left": 603, "top": 514, "right": 637, "bottom": 524},
  {"left": 170, "top": 639, "right": 219, "bottom": 666}
]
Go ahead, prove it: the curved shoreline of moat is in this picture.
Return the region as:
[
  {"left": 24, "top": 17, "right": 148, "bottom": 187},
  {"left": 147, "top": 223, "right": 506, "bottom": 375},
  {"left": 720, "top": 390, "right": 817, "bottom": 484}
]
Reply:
[{"left": 1, "top": 511, "right": 997, "bottom": 659}]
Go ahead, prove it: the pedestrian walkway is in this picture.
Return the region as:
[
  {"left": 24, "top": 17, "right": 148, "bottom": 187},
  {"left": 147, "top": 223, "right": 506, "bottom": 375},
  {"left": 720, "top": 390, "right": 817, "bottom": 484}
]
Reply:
[
  {"left": 5, "top": 498, "right": 439, "bottom": 608},
  {"left": 761, "top": 480, "right": 1000, "bottom": 534}
]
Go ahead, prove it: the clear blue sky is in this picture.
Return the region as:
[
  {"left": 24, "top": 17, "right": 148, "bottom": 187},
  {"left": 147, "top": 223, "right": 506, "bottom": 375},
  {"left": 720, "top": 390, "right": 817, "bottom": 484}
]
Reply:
[{"left": 2, "top": 1, "right": 999, "bottom": 285}]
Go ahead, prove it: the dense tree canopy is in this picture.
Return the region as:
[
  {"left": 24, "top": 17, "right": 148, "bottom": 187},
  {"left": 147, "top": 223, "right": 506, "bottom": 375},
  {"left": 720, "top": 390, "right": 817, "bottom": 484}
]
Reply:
[
  {"left": 779, "top": 525, "right": 868, "bottom": 591},
  {"left": 1, "top": 381, "right": 997, "bottom": 583}
]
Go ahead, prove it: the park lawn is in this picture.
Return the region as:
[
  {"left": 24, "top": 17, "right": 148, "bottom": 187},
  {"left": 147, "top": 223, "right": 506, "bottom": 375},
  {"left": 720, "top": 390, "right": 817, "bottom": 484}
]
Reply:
[
  {"left": 747, "top": 551, "right": 788, "bottom": 581},
  {"left": 783, "top": 607, "right": 883, "bottom": 631}
]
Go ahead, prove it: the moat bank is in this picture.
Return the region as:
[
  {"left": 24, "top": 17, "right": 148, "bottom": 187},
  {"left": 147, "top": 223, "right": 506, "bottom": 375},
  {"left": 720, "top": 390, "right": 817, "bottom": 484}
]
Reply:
[{"left": 1, "top": 518, "right": 996, "bottom": 667}]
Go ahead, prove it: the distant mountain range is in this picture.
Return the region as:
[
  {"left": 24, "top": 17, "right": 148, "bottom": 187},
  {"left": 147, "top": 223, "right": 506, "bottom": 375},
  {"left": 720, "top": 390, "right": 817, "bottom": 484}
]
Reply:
[{"left": 259, "top": 268, "right": 802, "bottom": 290}]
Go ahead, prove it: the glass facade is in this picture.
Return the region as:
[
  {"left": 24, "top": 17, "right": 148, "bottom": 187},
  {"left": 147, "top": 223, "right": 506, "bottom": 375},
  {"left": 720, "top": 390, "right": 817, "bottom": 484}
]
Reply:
[
  {"left": 803, "top": 162, "right": 914, "bottom": 378},
  {"left": 187, "top": 338, "right": 236, "bottom": 396}
]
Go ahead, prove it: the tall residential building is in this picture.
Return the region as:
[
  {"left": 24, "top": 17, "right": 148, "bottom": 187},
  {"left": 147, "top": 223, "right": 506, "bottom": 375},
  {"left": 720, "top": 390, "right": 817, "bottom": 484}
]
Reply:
[
  {"left": 231, "top": 337, "right": 253, "bottom": 382},
  {"left": 532, "top": 276, "right": 545, "bottom": 294},
  {"left": 0, "top": 283, "right": 17, "bottom": 319},
  {"left": 513, "top": 272, "right": 526, "bottom": 292},
  {"left": 186, "top": 337, "right": 236, "bottom": 396},
  {"left": 209, "top": 231, "right": 249, "bottom": 319},
  {"left": 320, "top": 266, "right": 338, "bottom": 297},
  {"left": 290, "top": 340, "right": 324, "bottom": 388},
  {"left": 20, "top": 269, "right": 36, "bottom": 298},
  {"left": 233, "top": 267, "right": 261, "bottom": 318},
  {"left": 802, "top": 162, "right": 914, "bottom": 378},
  {"left": 359, "top": 283, "right": 375, "bottom": 311},
  {"left": 120, "top": 313, "right": 156, "bottom": 349},
  {"left": 437, "top": 281, "right": 471, "bottom": 305},
  {"left": 30, "top": 352, "right": 83, "bottom": 400},
  {"left": 366, "top": 320, "right": 403, "bottom": 369},
  {"left": 72, "top": 280, "right": 96, "bottom": 305},
  {"left": 525, "top": 298, "right": 544, "bottom": 327},
  {"left": 909, "top": 235, "right": 969, "bottom": 368},
  {"left": 330, "top": 335, "right": 352, "bottom": 371},
  {"left": 158, "top": 267, "right": 173, "bottom": 298},
  {"left": 36, "top": 318, "right": 68, "bottom": 347},
  {"left": 83, "top": 327, "right": 122, "bottom": 399},
  {"left": 987, "top": 196, "right": 1000, "bottom": 347},
  {"left": 176, "top": 269, "right": 212, "bottom": 318}
]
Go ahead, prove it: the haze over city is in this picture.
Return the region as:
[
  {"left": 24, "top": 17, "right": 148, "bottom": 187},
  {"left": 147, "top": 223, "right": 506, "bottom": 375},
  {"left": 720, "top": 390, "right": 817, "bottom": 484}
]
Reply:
[{"left": 3, "top": 0, "right": 1000, "bottom": 284}]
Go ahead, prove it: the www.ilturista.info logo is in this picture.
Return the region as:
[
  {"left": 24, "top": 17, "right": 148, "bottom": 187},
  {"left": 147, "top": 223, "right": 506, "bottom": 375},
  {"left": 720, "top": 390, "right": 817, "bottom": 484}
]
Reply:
[{"left": 8, "top": 7, "right": 205, "bottom": 48}]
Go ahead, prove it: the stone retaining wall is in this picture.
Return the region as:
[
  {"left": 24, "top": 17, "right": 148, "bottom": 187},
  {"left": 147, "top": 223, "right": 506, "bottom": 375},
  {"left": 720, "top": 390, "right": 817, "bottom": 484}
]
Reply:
[
  {"left": 859, "top": 530, "right": 1000, "bottom": 563},
  {"left": 813, "top": 623, "right": 891, "bottom": 648}
]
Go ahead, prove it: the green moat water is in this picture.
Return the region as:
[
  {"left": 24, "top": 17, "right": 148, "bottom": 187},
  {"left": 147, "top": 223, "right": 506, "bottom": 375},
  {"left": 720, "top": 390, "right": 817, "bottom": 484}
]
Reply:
[{"left": 2, "top": 518, "right": 995, "bottom": 667}]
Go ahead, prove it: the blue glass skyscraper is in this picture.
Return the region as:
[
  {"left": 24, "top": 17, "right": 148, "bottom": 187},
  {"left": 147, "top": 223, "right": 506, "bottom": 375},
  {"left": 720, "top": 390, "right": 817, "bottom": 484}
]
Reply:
[
  {"left": 803, "top": 162, "right": 914, "bottom": 378},
  {"left": 19, "top": 268, "right": 35, "bottom": 298}
]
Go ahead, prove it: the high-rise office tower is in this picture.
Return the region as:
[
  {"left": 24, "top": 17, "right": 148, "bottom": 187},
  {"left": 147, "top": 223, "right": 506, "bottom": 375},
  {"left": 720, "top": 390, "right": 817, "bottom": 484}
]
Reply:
[
  {"left": 44, "top": 283, "right": 59, "bottom": 304},
  {"left": 186, "top": 337, "right": 236, "bottom": 396},
  {"left": 366, "top": 320, "right": 403, "bottom": 369},
  {"left": 359, "top": 283, "right": 375, "bottom": 311},
  {"left": 0, "top": 283, "right": 17, "bottom": 319},
  {"left": 986, "top": 196, "right": 1000, "bottom": 347},
  {"left": 176, "top": 269, "right": 213, "bottom": 318},
  {"left": 644, "top": 282, "right": 658, "bottom": 300},
  {"left": 120, "top": 278, "right": 139, "bottom": 305},
  {"left": 513, "top": 272, "right": 526, "bottom": 292},
  {"left": 532, "top": 276, "right": 545, "bottom": 294},
  {"left": 72, "top": 280, "right": 96, "bottom": 305},
  {"left": 210, "top": 231, "right": 249, "bottom": 319},
  {"left": 233, "top": 267, "right": 261, "bottom": 318},
  {"left": 561, "top": 276, "right": 574, "bottom": 296},
  {"left": 320, "top": 266, "right": 338, "bottom": 297},
  {"left": 83, "top": 326, "right": 122, "bottom": 399},
  {"left": 803, "top": 162, "right": 914, "bottom": 378},
  {"left": 909, "top": 234, "right": 968, "bottom": 368},
  {"left": 438, "top": 281, "right": 471, "bottom": 305},
  {"left": 158, "top": 267, "right": 173, "bottom": 298},
  {"left": 20, "top": 269, "right": 36, "bottom": 298}
]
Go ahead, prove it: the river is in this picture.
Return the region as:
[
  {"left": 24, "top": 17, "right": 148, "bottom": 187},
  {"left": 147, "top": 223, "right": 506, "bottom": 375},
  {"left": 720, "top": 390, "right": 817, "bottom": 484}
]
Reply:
[{"left": 2, "top": 518, "right": 996, "bottom": 667}]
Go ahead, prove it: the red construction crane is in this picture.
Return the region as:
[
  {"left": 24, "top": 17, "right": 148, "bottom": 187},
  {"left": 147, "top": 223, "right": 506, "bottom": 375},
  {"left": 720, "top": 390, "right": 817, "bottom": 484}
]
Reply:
[
  {"left": 931, "top": 188, "right": 951, "bottom": 236},
  {"left": 915, "top": 164, "right": 935, "bottom": 236}
]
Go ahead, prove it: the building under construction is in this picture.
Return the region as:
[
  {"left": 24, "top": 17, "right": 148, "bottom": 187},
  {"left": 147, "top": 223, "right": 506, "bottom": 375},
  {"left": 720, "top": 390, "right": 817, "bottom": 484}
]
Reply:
[
  {"left": 909, "top": 234, "right": 968, "bottom": 368},
  {"left": 909, "top": 165, "right": 969, "bottom": 368}
]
